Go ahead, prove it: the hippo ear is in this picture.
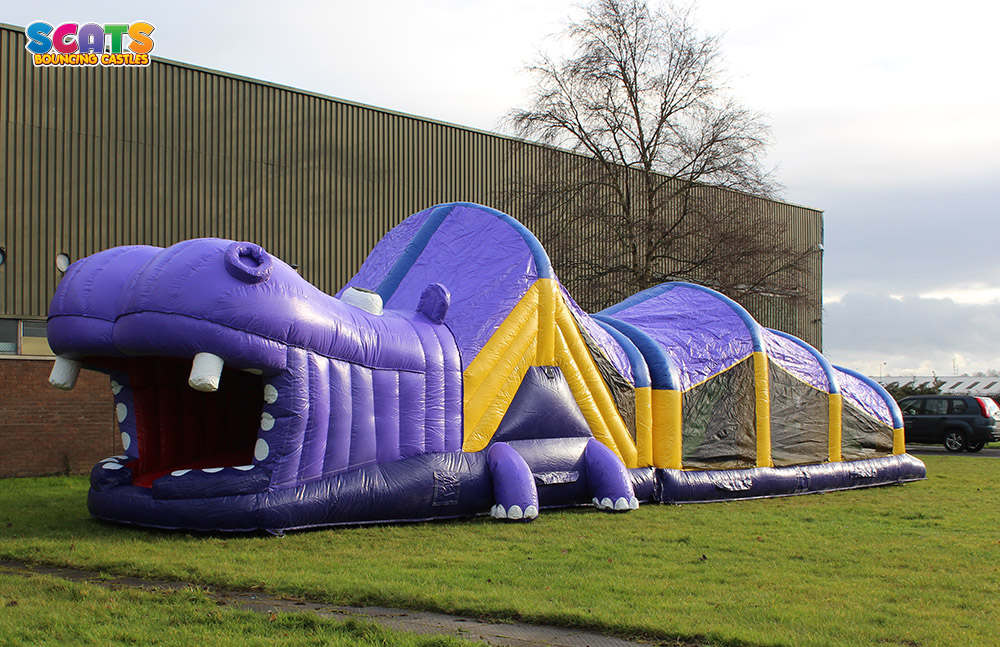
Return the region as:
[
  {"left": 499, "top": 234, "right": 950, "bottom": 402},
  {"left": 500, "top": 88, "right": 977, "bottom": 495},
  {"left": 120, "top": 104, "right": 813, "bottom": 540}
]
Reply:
[{"left": 417, "top": 283, "right": 450, "bottom": 324}]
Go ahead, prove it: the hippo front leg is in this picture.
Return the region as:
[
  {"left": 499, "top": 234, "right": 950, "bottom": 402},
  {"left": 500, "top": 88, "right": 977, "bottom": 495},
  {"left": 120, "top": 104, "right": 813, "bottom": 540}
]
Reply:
[
  {"left": 585, "top": 438, "right": 639, "bottom": 511},
  {"left": 486, "top": 442, "right": 539, "bottom": 521}
]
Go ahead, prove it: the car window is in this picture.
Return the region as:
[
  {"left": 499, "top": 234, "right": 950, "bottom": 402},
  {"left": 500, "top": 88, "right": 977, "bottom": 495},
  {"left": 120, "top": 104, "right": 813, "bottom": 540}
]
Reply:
[
  {"left": 950, "top": 399, "right": 968, "bottom": 414},
  {"left": 924, "top": 398, "right": 948, "bottom": 415},
  {"left": 899, "top": 399, "right": 922, "bottom": 415}
]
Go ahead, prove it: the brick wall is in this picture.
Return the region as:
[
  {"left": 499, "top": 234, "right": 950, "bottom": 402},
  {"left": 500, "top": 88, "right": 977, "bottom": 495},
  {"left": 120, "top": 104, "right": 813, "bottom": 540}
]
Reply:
[{"left": 0, "top": 359, "right": 120, "bottom": 477}]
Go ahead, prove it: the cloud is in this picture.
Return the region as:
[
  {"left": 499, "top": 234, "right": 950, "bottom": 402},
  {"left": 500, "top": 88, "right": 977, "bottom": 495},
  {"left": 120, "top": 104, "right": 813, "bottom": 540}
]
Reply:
[
  {"left": 823, "top": 292, "right": 1000, "bottom": 376},
  {"left": 3, "top": 1, "right": 572, "bottom": 132},
  {"left": 797, "top": 180, "right": 1000, "bottom": 299},
  {"left": 6, "top": 0, "right": 997, "bottom": 379}
]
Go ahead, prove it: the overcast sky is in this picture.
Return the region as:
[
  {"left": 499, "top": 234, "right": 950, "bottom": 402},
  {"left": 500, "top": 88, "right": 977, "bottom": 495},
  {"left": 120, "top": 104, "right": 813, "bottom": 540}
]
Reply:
[{"left": 7, "top": 1, "right": 1000, "bottom": 377}]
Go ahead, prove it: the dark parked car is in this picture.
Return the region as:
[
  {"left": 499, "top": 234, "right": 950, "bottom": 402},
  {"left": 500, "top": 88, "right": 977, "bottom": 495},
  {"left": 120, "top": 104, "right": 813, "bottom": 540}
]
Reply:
[{"left": 898, "top": 395, "right": 1000, "bottom": 452}]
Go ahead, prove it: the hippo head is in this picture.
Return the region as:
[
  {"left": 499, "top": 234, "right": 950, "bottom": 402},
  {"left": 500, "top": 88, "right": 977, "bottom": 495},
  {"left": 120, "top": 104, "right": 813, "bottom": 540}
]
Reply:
[{"left": 47, "top": 238, "right": 455, "bottom": 504}]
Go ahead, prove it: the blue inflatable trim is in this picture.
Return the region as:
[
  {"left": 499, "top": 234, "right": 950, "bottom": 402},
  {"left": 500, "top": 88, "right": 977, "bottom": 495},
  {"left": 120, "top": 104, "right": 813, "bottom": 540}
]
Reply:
[
  {"left": 593, "top": 318, "right": 651, "bottom": 388},
  {"left": 451, "top": 202, "right": 556, "bottom": 280},
  {"left": 377, "top": 204, "right": 454, "bottom": 300},
  {"left": 834, "top": 365, "right": 905, "bottom": 429},
  {"left": 592, "top": 314, "right": 679, "bottom": 390}
]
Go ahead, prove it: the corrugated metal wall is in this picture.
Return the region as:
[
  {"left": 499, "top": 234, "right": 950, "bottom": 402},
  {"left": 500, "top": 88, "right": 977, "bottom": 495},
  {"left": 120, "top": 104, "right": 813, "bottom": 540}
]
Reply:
[{"left": 0, "top": 23, "right": 824, "bottom": 347}]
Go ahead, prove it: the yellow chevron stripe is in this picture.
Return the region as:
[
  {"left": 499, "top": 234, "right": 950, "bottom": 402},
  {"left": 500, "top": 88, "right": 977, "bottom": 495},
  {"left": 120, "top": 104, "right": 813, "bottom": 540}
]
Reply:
[
  {"left": 460, "top": 278, "right": 638, "bottom": 466},
  {"left": 537, "top": 277, "right": 556, "bottom": 365},
  {"left": 462, "top": 283, "right": 541, "bottom": 449},
  {"left": 463, "top": 283, "right": 540, "bottom": 401},
  {"left": 553, "top": 295, "right": 637, "bottom": 466},
  {"left": 463, "top": 343, "right": 537, "bottom": 451},
  {"left": 552, "top": 325, "right": 620, "bottom": 456}
]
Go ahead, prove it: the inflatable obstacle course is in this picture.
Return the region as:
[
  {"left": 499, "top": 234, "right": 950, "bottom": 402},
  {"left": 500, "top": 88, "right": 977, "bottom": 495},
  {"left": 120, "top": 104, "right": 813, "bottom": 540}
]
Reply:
[{"left": 46, "top": 202, "right": 925, "bottom": 532}]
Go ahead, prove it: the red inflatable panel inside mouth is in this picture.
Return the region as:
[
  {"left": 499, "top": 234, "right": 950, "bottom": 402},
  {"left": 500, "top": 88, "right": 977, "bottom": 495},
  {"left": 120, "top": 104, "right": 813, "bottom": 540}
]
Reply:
[{"left": 107, "top": 357, "right": 263, "bottom": 488}]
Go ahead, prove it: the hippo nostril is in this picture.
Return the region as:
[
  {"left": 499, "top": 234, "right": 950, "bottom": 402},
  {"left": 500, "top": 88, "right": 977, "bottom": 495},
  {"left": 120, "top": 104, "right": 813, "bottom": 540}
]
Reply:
[{"left": 224, "top": 242, "right": 273, "bottom": 284}]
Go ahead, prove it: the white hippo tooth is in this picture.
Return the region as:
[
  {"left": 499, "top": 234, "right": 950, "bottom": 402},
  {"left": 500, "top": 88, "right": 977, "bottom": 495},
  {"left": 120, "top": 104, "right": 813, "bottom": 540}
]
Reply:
[
  {"left": 507, "top": 505, "right": 524, "bottom": 520},
  {"left": 49, "top": 356, "right": 81, "bottom": 390},
  {"left": 524, "top": 505, "right": 538, "bottom": 519},
  {"left": 629, "top": 496, "right": 640, "bottom": 510},
  {"left": 188, "top": 352, "right": 224, "bottom": 392},
  {"left": 614, "top": 497, "right": 630, "bottom": 511}
]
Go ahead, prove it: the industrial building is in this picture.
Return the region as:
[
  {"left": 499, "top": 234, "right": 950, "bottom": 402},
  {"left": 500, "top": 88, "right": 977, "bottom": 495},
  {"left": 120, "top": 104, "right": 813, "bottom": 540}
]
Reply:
[{"left": 0, "top": 22, "right": 824, "bottom": 477}]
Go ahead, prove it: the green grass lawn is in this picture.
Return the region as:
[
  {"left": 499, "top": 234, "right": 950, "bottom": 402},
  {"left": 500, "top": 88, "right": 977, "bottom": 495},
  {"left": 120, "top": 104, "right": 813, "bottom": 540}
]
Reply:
[
  {"left": 1, "top": 455, "right": 998, "bottom": 647},
  {"left": 0, "top": 571, "right": 470, "bottom": 647}
]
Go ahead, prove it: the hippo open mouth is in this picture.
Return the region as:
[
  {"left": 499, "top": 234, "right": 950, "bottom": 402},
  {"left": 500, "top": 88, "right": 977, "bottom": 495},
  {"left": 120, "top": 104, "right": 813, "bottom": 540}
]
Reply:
[
  {"left": 44, "top": 239, "right": 306, "bottom": 502},
  {"left": 86, "top": 355, "right": 264, "bottom": 488}
]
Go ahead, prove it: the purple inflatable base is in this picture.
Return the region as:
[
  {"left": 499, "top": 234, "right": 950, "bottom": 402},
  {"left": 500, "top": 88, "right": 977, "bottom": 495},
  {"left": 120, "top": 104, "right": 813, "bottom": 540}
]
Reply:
[
  {"left": 87, "top": 452, "right": 494, "bottom": 535},
  {"left": 86, "top": 453, "right": 925, "bottom": 534},
  {"left": 638, "top": 453, "right": 926, "bottom": 504}
]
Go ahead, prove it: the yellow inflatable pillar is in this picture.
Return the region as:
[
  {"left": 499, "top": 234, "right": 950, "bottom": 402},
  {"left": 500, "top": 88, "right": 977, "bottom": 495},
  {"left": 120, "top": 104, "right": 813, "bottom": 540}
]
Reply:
[
  {"left": 828, "top": 393, "right": 843, "bottom": 462},
  {"left": 753, "top": 351, "right": 772, "bottom": 468}
]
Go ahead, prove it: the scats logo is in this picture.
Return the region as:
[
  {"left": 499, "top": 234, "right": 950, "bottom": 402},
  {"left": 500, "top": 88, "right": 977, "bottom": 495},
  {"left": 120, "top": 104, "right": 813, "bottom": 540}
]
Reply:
[{"left": 25, "top": 22, "right": 155, "bottom": 67}]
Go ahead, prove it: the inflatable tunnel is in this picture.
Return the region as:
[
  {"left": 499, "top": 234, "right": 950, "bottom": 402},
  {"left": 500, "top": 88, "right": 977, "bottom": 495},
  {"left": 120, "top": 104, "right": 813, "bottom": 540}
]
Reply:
[{"left": 46, "top": 202, "right": 925, "bottom": 532}]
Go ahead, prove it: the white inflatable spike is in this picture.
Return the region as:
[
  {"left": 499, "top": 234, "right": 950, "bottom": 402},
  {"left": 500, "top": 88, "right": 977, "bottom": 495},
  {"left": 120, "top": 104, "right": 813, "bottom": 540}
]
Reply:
[
  {"left": 188, "top": 352, "right": 224, "bottom": 392},
  {"left": 49, "top": 356, "right": 81, "bottom": 390}
]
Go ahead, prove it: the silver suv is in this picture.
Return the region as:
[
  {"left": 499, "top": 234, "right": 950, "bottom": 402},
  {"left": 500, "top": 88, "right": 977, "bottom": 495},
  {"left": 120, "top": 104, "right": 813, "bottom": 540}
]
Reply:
[{"left": 898, "top": 395, "right": 1000, "bottom": 452}]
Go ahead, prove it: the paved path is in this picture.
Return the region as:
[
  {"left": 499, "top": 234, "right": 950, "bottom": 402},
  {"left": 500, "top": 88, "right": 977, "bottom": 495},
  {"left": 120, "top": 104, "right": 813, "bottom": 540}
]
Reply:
[{"left": 1, "top": 560, "right": 673, "bottom": 647}]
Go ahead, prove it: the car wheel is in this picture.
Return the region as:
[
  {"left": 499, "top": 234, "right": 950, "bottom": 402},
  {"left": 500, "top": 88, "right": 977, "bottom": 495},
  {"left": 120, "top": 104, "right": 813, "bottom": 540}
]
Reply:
[
  {"left": 943, "top": 430, "right": 967, "bottom": 452},
  {"left": 966, "top": 442, "right": 986, "bottom": 453}
]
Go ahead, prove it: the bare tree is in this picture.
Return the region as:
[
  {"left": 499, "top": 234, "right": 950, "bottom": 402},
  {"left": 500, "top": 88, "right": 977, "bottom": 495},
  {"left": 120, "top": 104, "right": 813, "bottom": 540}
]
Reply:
[{"left": 502, "top": 0, "right": 818, "bottom": 318}]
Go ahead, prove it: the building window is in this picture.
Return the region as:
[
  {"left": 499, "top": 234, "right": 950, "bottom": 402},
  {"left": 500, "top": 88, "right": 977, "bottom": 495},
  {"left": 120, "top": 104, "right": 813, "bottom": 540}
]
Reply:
[
  {"left": 21, "top": 320, "right": 53, "bottom": 356},
  {"left": 0, "top": 319, "right": 16, "bottom": 354},
  {"left": 0, "top": 319, "right": 55, "bottom": 357}
]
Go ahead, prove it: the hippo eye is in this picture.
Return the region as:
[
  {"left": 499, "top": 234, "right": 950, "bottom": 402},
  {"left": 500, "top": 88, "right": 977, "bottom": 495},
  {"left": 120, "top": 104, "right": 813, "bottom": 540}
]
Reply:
[{"left": 224, "top": 242, "right": 273, "bottom": 284}]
